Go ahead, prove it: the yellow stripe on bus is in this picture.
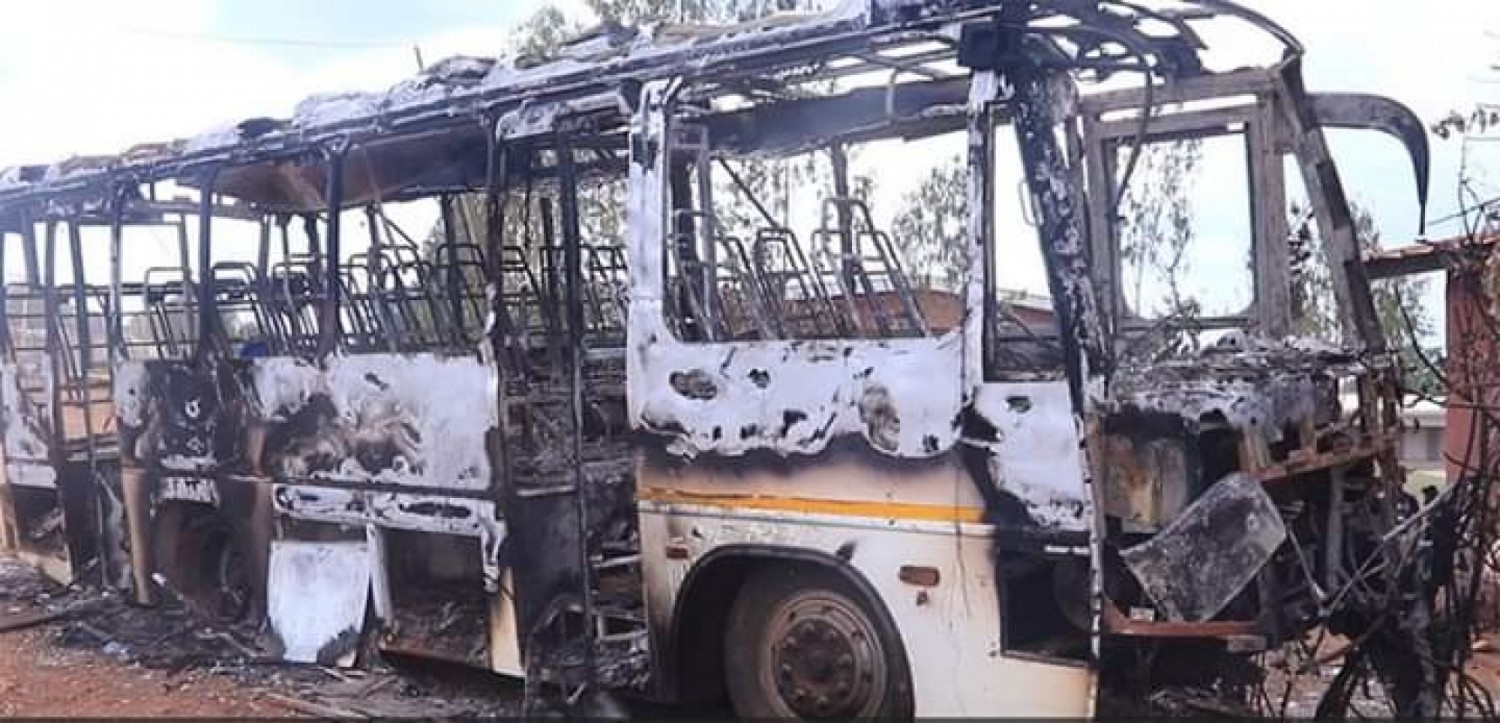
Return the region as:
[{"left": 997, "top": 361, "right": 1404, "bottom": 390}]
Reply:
[{"left": 636, "top": 487, "right": 987, "bottom": 524}]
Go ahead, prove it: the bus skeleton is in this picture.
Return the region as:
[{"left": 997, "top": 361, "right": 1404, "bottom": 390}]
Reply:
[{"left": 0, "top": 0, "right": 1455, "bottom": 716}]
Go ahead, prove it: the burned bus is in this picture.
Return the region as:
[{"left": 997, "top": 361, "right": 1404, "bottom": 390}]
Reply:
[{"left": 0, "top": 0, "right": 1459, "bottom": 716}]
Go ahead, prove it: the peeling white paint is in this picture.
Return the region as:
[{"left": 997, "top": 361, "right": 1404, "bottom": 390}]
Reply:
[
  {"left": 248, "top": 357, "right": 320, "bottom": 421},
  {"left": 272, "top": 484, "right": 505, "bottom": 589},
  {"left": 267, "top": 539, "right": 371, "bottom": 665},
  {"left": 252, "top": 353, "right": 496, "bottom": 490},
  {"left": 160, "top": 454, "right": 219, "bottom": 472},
  {"left": 158, "top": 476, "right": 220, "bottom": 506},
  {"left": 971, "top": 382, "right": 1089, "bottom": 529},
  {"left": 630, "top": 325, "right": 964, "bottom": 459},
  {"left": 626, "top": 78, "right": 963, "bottom": 461},
  {"left": 292, "top": 91, "right": 382, "bottom": 129},
  {"left": 0, "top": 360, "right": 56, "bottom": 489},
  {"left": 112, "top": 360, "right": 148, "bottom": 429}
]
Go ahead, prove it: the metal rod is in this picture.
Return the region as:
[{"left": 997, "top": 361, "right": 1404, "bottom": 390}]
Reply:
[
  {"left": 195, "top": 170, "right": 220, "bottom": 358},
  {"left": 482, "top": 120, "right": 513, "bottom": 503},
  {"left": 0, "top": 232, "right": 12, "bottom": 359},
  {"left": 41, "top": 220, "right": 64, "bottom": 466},
  {"left": 255, "top": 214, "right": 271, "bottom": 279},
  {"left": 20, "top": 217, "right": 39, "bottom": 287},
  {"left": 174, "top": 216, "right": 194, "bottom": 357},
  {"left": 108, "top": 188, "right": 126, "bottom": 365},
  {"left": 363, "top": 204, "right": 398, "bottom": 352},
  {"left": 66, "top": 211, "right": 106, "bottom": 585},
  {"left": 318, "top": 148, "right": 347, "bottom": 356},
  {"left": 829, "top": 142, "right": 854, "bottom": 297},
  {"left": 439, "top": 194, "right": 464, "bottom": 340},
  {"left": 302, "top": 213, "right": 323, "bottom": 266},
  {"left": 554, "top": 130, "right": 597, "bottom": 689}
]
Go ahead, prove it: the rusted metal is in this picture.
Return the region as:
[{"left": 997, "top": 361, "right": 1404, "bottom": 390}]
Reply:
[
  {"left": 1101, "top": 602, "right": 1258, "bottom": 639},
  {"left": 318, "top": 148, "right": 346, "bottom": 356}
]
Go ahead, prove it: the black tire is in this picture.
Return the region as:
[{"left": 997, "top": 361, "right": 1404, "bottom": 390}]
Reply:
[
  {"left": 724, "top": 564, "right": 913, "bottom": 718},
  {"left": 153, "top": 503, "right": 253, "bottom": 622}
]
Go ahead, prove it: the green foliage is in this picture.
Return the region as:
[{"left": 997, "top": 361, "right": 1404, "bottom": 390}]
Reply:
[
  {"left": 1288, "top": 200, "right": 1440, "bottom": 396},
  {"left": 1117, "top": 138, "right": 1204, "bottom": 319},
  {"left": 1431, "top": 103, "right": 1500, "bottom": 140},
  {"left": 889, "top": 154, "right": 968, "bottom": 291},
  {"left": 510, "top": 5, "right": 580, "bottom": 61}
]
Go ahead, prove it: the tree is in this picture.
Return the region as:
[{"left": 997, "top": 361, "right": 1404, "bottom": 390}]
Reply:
[
  {"left": 1288, "top": 200, "right": 1440, "bottom": 395},
  {"left": 510, "top": 5, "right": 581, "bottom": 62},
  {"left": 1116, "top": 138, "right": 1204, "bottom": 320},
  {"left": 889, "top": 154, "right": 967, "bottom": 291}
]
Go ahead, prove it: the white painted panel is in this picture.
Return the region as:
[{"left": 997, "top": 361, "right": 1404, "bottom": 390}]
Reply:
[{"left": 267, "top": 539, "right": 370, "bottom": 665}]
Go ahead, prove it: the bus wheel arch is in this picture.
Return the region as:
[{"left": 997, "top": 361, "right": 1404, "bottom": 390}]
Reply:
[
  {"left": 668, "top": 545, "right": 913, "bottom": 716},
  {"left": 152, "top": 499, "right": 255, "bottom": 623}
]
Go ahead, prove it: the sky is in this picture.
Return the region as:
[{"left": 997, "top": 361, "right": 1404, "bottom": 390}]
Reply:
[{"left": 0, "top": 0, "right": 1496, "bottom": 336}]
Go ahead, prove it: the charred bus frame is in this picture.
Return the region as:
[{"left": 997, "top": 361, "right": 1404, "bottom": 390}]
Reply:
[{"left": 0, "top": 0, "right": 1452, "bottom": 716}]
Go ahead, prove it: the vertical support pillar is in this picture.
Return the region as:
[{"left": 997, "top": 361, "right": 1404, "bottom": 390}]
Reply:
[
  {"left": 318, "top": 147, "right": 347, "bottom": 357},
  {"left": 123, "top": 464, "right": 156, "bottom": 605},
  {"left": 0, "top": 230, "right": 11, "bottom": 554},
  {"left": 41, "top": 220, "right": 64, "bottom": 454},
  {"left": 1008, "top": 65, "right": 1106, "bottom": 403},
  {"left": 66, "top": 212, "right": 106, "bottom": 583},
  {"left": 439, "top": 194, "right": 464, "bottom": 341},
  {"left": 0, "top": 230, "right": 12, "bottom": 358},
  {"left": 173, "top": 215, "right": 193, "bottom": 356},
  {"left": 195, "top": 173, "right": 219, "bottom": 356},
  {"left": 20, "top": 216, "right": 39, "bottom": 288},
  {"left": 555, "top": 131, "right": 596, "bottom": 686},
  {"left": 830, "top": 142, "right": 855, "bottom": 295},
  {"left": 108, "top": 188, "right": 126, "bottom": 367},
  {"left": 693, "top": 134, "right": 717, "bottom": 329}
]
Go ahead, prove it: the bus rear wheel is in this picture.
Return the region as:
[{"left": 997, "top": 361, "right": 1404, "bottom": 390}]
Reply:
[
  {"left": 724, "top": 565, "right": 912, "bottom": 718},
  {"left": 154, "top": 503, "right": 253, "bottom": 623}
]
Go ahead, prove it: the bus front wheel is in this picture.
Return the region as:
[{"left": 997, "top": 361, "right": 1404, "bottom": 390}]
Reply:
[{"left": 724, "top": 565, "right": 912, "bottom": 718}]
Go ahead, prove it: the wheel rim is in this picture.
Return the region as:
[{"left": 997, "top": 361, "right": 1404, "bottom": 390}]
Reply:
[{"left": 763, "top": 590, "right": 887, "bottom": 718}]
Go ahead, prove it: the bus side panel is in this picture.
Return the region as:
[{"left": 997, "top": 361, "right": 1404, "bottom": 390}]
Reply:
[
  {"left": 636, "top": 460, "right": 1095, "bottom": 717},
  {"left": 252, "top": 353, "right": 495, "bottom": 491},
  {"left": 0, "top": 358, "right": 77, "bottom": 582},
  {"left": 1, "top": 358, "right": 57, "bottom": 488}
]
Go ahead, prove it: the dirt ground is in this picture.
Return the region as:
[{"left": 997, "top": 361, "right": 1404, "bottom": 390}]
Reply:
[
  {"left": 0, "top": 555, "right": 524, "bottom": 719},
  {"left": 7, "top": 552, "right": 1500, "bottom": 718},
  {"left": 0, "top": 624, "right": 286, "bottom": 718}
]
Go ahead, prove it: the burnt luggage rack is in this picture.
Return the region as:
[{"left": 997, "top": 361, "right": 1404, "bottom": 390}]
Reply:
[
  {"left": 749, "top": 226, "right": 851, "bottom": 339},
  {"left": 810, "top": 197, "right": 928, "bottom": 338}
]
